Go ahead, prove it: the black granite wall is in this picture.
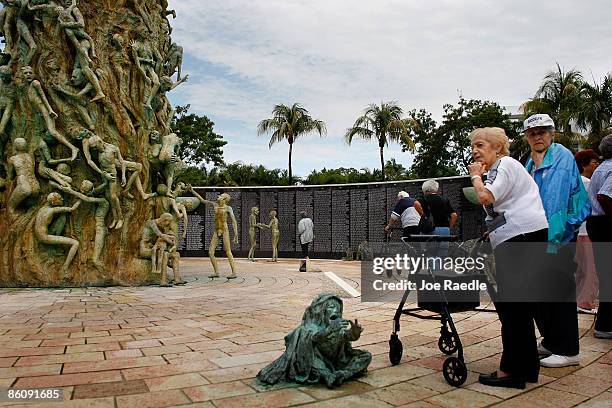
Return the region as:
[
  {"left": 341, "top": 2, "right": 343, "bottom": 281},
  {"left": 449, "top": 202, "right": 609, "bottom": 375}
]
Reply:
[{"left": 178, "top": 176, "right": 485, "bottom": 258}]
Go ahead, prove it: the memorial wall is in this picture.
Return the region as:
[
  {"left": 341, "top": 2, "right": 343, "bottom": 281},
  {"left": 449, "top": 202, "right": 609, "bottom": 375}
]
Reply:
[{"left": 179, "top": 176, "right": 485, "bottom": 259}]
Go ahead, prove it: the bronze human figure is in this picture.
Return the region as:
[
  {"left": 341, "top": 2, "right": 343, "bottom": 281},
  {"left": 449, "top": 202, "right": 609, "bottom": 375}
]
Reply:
[{"left": 189, "top": 186, "right": 238, "bottom": 279}]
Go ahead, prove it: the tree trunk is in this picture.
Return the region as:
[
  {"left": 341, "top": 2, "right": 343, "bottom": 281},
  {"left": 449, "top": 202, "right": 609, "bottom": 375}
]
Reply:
[
  {"left": 288, "top": 141, "right": 293, "bottom": 183},
  {"left": 380, "top": 146, "right": 385, "bottom": 181}
]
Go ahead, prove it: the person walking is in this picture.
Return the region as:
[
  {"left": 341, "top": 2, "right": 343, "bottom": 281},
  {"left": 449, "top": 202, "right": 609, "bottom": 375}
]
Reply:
[
  {"left": 574, "top": 149, "right": 600, "bottom": 314},
  {"left": 298, "top": 211, "right": 314, "bottom": 259},
  {"left": 587, "top": 135, "right": 612, "bottom": 339},
  {"left": 469, "top": 127, "right": 549, "bottom": 389},
  {"left": 524, "top": 114, "right": 591, "bottom": 368}
]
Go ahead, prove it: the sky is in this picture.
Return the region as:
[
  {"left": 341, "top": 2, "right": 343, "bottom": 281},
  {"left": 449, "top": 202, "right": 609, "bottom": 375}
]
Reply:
[{"left": 167, "top": 0, "right": 612, "bottom": 177}]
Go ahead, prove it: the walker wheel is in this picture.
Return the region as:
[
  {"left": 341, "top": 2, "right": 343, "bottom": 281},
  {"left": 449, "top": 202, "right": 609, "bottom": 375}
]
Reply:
[
  {"left": 443, "top": 357, "right": 467, "bottom": 387},
  {"left": 388, "top": 334, "right": 403, "bottom": 365},
  {"left": 438, "top": 332, "right": 459, "bottom": 355}
]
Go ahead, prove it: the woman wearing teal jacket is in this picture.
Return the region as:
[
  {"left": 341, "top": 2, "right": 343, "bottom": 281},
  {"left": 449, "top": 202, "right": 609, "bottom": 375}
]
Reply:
[{"left": 524, "top": 114, "right": 591, "bottom": 369}]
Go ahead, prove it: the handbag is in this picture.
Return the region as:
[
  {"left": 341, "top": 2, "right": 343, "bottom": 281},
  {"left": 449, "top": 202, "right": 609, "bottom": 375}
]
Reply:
[
  {"left": 418, "top": 196, "right": 435, "bottom": 233},
  {"left": 418, "top": 215, "right": 435, "bottom": 233}
]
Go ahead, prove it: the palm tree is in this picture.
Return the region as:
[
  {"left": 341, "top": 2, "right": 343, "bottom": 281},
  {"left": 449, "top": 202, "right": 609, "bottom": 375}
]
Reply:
[
  {"left": 257, "top": 103, "right": 327, "bottom": 183},
  {"left": 345, "top": 101, "right": 415, "bottom": 181},
  {"left": 576, "top": 74, "right": 612, "bottom": 148},
  {"left": 522, "top": 63, "right": 583, "bottom": 134}
]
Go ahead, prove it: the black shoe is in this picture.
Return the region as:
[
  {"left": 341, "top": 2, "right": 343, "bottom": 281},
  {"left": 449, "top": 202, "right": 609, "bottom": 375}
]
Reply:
[{"left": 478, "top": 372, "right": 526, "bottom": 389}]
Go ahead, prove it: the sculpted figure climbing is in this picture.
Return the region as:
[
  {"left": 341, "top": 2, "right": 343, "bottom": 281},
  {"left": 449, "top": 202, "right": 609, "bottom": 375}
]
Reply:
[
  {"left": 6, "top": 138, "right": 39, "bottom": 214},
  {"left": 22, "top": 66, "right": 80, "bottom": 161},
  {"left": 34, "top": 193, "right": 81, "bottom": 279}
]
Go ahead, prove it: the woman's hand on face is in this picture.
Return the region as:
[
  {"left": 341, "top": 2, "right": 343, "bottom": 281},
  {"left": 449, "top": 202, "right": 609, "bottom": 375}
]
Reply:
[{"left": 468, "top": 162, "right": 485, "bottom": 177}]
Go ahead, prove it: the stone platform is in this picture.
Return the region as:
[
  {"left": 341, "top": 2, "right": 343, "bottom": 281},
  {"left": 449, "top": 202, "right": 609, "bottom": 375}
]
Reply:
[{"left": 0, "top": 259, "right": 609, "bottom": 407}]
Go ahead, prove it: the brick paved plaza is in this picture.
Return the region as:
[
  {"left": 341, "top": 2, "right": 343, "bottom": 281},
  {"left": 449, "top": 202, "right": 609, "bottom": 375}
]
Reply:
[{"left": 0, "top": 259, "right": 610, "bottom": 407}]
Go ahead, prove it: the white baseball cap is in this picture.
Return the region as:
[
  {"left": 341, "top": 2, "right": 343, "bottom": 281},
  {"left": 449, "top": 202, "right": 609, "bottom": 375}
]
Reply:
[
  {"left": 523, "top": 114, "right": 555, "bottom": 132},
  {"left": 398, "top": 191, "right": 409, "bottom": 198}
]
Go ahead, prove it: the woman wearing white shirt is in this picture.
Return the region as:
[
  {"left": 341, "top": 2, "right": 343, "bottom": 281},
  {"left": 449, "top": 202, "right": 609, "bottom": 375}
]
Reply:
[{"left": 468, "top": 127, "right": 549, "bottom": 389}]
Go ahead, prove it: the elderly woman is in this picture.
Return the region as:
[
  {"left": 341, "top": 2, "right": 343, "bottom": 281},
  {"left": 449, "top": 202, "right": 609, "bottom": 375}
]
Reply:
[{"left": 468, "top": 127, "right": 549, "bottom": 389}]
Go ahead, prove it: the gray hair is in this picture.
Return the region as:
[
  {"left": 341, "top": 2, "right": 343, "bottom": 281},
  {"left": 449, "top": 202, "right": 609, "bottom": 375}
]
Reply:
[
  {"left": 300, "top": 210, "right": 308, "bottom": 218},
  {"left": 600, "top": 135, "right": 612, "bottom": 160},
  {"left": 422, "top": 179, "right": 439, "bottom": 194}
]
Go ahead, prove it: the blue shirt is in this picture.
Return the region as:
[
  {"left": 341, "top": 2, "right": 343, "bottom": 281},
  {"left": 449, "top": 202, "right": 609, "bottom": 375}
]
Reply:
[
  {"left": 589, "top": 158, "right": 612, "bottom": 216},
  {"left": 525, "top": 143, "right": 591, "bottom": 245}
]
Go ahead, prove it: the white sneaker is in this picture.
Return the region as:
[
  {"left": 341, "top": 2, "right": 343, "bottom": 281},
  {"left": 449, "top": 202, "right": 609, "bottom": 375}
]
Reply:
[
  {"left": 577, "top": 306, "right": 598, "bottom": 315},
  {"left": 594, "top": 330, "right": 612, "bottom": 339},
  {"left": 537, "top": 341, "right": 552, "bottom": 357},
  {"left": 540, "top": 354, "right": 580, "bottom": 368}
]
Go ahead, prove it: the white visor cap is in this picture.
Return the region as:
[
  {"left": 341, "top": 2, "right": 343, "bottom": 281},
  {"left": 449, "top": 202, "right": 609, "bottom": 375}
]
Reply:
[{"left": 523, "top": 114, "right": 555, "bottom": 132}]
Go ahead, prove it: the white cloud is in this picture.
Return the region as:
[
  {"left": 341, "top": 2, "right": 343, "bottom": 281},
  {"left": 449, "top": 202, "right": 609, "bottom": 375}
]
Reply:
[{"left": 167, "top": 0, "right": 612, "bottom": 176}]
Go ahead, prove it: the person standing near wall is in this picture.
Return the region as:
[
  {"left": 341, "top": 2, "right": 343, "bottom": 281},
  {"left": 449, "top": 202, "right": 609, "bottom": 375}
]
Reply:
[
  {"left": 420, "top": 180, "right": 458, "bottom": 237},
  {"left": 298, "top": 211, "right": 314, "bottom": 259}
]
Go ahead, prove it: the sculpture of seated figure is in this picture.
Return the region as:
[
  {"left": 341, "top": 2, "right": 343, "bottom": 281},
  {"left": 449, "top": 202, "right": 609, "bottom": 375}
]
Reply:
[
  {"left": 138, "top": 213, "right": 179, "bottom": 287},
  {"left": 151, "top": 235, "right": 174, "bottom": 276},
  {"left": 257, "top": 293, "right": 371, "bottom": 388}
]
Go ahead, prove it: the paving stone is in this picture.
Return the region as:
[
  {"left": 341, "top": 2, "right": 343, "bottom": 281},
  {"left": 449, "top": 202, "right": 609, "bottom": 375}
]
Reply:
[
  {"left": 367, "top": 381, "right": 438, "bottom": 405},
  {"left": 15, "top": 352, "right": 104, "bottom": 366},
  {"left": 14, "top": 370, "right": 122, "bottom": 387},
  {"left": 145, "top": 373, "right": 209, "bottom": 391},
  {"left": 116, "top": 389, "right": 191, "bottom": 408},
  {"left": 66, "top": 342, "right": 122, "bottom": 353},
  {"left": 141, "top": 344, "right": 191, "bottom": 356},
  {"left": 200, "top": 363, "right": 268, "bottom": 384},
  {"left": 546, "top": 373, "right": 612, "bottom": 397},
  {"left": 183, "top": 380, "right": 255, "bottom": 402},
  {"left": 214, "top": 388, "right": 315, "bottom": 408},
  {"left": 73, "top": 379, "right": 149, "bottom": 399},
  {"left": 492, "top": 386, "right": 589, "bottom": 408},
  {"left": 0, "top": 357, "right": 17, "bottom": 368},
  {"left": 122, "top": 364, "right": 194, "bottom": 380},
  {"left": 299, "top": 380, "right": 375, "bottom": 400},
  {"left": 210, "top": 350, "right": 283, "bottom": 368},
  {"left": 63, "top": 356, "right": 166, "bottom": 373},
  {"left": 425, "top": 388, "right": 501, "bottom": 408},
  {"left": 0, "top": 363, "right": 62, "bottom": 379},
  {"left": 301, "top": 392, "right": 392, "bottom": 408},
  {"left": 105, "top": 349, "right": 144, "bottom": 359},
  {"left": 357, "top": 364, "right": 434, "bottom": 388}
]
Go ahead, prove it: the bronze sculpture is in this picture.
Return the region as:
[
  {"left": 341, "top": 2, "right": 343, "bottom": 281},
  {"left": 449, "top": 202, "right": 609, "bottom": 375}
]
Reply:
[
  {"left": 257, "top": 293, "right": 371, "bottom": 388},
  {"left": 189, "top": 186, "right": 238, "bottom": 279},
  {"left": 0, "top": 0, "right": 187, "bottom": 287}
]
